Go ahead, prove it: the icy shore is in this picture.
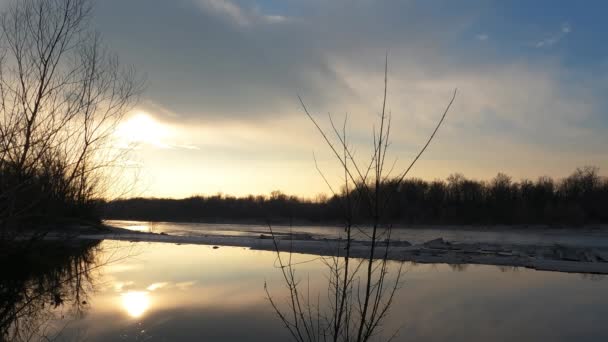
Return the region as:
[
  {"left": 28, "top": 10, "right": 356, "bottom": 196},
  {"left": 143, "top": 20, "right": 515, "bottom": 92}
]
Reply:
[{"left": 47, "top": 225, "right": 608, "bottom": 274}]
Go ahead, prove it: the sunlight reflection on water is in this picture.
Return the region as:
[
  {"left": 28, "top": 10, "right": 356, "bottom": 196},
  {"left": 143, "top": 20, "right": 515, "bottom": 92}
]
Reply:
[
  {"left": 27, "top": 240, "right": 607, "bottom": 341},
  {"left": 121, "top": 291, "right": 151, "bottom": 318}
]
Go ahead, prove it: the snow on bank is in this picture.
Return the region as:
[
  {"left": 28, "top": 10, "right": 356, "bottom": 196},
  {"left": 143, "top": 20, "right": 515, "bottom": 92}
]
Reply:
[
  {"left": 51, "top": 226, "right": 608, "bottom": 275},
  {"left": 103, "top": 220, "right": 608, "bottom": 248}
]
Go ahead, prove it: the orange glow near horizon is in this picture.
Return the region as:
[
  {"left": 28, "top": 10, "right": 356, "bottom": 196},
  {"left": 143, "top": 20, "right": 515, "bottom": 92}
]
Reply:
[{"left": 116, "top": 112, "right": 171, "bottom": 148}]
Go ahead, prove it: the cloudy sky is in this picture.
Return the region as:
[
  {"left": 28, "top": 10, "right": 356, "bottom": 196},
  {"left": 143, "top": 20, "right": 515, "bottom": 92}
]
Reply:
[{"left": 89, "top": 0, "right": 607, "bottom": 198}]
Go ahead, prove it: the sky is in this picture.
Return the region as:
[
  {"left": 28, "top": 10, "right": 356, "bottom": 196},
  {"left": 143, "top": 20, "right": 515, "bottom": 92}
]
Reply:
[{"left": 85, "top": 0, "right": 608, "bottom": 198}]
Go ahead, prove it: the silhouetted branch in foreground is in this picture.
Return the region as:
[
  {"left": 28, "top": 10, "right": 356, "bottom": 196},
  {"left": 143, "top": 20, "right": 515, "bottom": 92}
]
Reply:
[{"left": 264, "top": 55, "right": 456, "bottom": 341}]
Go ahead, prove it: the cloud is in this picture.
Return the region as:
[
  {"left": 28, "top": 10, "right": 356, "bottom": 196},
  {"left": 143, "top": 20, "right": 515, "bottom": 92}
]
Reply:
[
  {"left": 146, "top": 282, "right": 170, "bottom": 291},
  {"left": 196, "top": 0, "right": 250, "bottom": 26},
  {"left": 476, "top": 33, "right": 489, "bottom": 41},
  {"left": 535, "top": 22, "right": 571, "bottom": 48},
  {"left": 94, "top": 0, "right": 474, "bottom": 123},
  {"left": 89, "top": 1, "right": 608, "bottom": 196},
  {"left": 176, "top": 281, "right": 197, "bottom": 290},
  {"left": 194, "top": 0, "right": 289, "bottom": 27},
  {"left": 114, "top": 281, "right": 135, "bottom": 292},
  {"left": 94, "top": 1, "right": 602, "bottom": 149}
]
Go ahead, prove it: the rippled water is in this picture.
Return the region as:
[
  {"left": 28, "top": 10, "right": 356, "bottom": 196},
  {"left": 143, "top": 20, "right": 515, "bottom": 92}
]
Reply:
[{"left": 5, "top": 239, "right": 607, "bottom": 341}]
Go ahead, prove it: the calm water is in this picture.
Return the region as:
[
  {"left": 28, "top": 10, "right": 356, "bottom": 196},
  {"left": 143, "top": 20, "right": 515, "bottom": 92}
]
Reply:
[{"left": 5, "top": 240, "right": 608, "bottom": 341}]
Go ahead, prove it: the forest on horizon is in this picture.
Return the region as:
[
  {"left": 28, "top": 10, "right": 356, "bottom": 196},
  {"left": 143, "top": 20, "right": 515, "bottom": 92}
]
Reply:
[{"left": 102, "top": 166, "right": 608, "bottom": 226}]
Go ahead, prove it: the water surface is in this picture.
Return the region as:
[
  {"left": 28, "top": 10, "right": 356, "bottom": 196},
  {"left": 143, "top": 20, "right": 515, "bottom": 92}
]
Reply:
[{"left": 5, "top": 240, "right": 607, "bottom": 341}]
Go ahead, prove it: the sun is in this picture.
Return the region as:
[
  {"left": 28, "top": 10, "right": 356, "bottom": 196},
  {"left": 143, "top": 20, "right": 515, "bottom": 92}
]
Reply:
[
  {"left": 121, "top": 291, "right": 151, "bottom": 318},
  {"left": 117, "top": 112, "right": 170, "bottom": 148}
]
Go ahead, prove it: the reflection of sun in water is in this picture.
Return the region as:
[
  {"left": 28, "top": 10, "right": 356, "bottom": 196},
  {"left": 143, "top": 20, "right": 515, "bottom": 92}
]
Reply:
[
  {"left": 116, "top": 112, "right": 170, "bottom": 148},
  {"left": 121, "top": 291, "right": 150, "bottom": 318}
]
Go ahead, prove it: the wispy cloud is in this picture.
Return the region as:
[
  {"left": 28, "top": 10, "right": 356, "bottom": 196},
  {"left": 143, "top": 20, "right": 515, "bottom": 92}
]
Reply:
[
  {"left": 535, "top": 22, "right": 571, "bottom": 48},
  {"left": 114, "top": 281, "right": 135, "bottom": 292},
  {"left": 91, "top": 1, "right": 608, "bottom": 196},
  {"left": 476, "top": 33, "right": 488, "bottom": 41},
  {"left": 146, "top": 282, "right": 170, "bottom": 291},
  {"left": 198, "top": 0, "right": 250, "bottom": 26},
  {"left": 195, "top": 0, "right": 288, "bottom": 27}
]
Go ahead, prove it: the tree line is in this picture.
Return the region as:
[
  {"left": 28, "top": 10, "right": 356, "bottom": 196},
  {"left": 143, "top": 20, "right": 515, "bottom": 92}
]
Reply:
[{"left": 103, "top": 166, "right": 608, "bottom": 226}]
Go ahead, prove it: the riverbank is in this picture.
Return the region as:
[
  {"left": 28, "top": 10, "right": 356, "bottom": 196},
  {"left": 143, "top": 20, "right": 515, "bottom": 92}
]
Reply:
[{"left": 44, "top": 223, "right": 608, "bottom": 274}]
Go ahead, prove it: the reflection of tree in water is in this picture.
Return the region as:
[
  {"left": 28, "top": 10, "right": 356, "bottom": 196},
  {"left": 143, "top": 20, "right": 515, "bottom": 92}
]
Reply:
[
  {"left": 496, "top": 265, "right": 520, "bottom": 273},
  {"left": 580, "top": 273, "right": 605, "bottom": 281},
  {"left": 448, "top": 263, "right": 469, "bottom": 272},
  {"left": 0, "top": 241, "right": 101, "bottom": 341}
]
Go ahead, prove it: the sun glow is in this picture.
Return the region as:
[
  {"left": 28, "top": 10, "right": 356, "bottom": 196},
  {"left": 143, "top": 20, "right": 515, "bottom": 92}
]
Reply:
[
  {"left": 121, "top": 291, "right": 151, "bottom": 318},
  {"left": 117, "top": 112, "right": 171, "bottom": 148}
]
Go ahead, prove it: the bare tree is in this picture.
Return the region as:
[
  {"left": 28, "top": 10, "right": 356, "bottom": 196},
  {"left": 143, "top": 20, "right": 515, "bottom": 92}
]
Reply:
[
  {"left": 0, "top": 0, "right": 143, "bottom": 238},
  {"left": 265, "top": 55, "right": 456, "bottom": 342}
]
